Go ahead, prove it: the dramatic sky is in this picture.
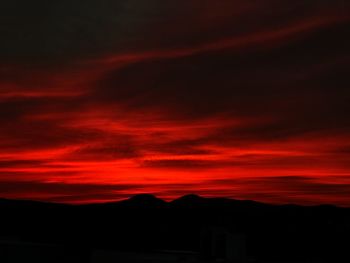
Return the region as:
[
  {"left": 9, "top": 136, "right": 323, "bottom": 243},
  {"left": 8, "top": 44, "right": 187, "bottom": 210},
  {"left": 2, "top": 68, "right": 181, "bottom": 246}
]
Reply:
[{"left": 1, "top": 1, "right": 350, "bottom": 205}]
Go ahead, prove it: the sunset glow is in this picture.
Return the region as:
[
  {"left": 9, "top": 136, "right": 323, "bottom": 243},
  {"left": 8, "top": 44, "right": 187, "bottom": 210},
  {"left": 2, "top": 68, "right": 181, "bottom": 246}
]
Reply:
[{"left": 1, "top": 1, "right": 350, "bottom": 205}]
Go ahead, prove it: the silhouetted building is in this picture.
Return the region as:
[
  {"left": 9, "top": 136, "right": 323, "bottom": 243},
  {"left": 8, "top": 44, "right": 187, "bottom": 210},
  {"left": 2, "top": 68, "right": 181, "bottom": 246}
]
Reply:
[{"left": 200, "top": 226, "right": 246, "bottom": 263}]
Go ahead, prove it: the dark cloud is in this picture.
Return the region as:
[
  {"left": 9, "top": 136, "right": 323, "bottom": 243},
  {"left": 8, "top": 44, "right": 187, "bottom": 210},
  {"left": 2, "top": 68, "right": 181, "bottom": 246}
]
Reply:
[
  {"left": 68, "top": 137, "right": 140, "bottom": 161},
  {"left": 0, "top": 180, "right": 136, "bottom": 194},
  {"left": 2, "top": 0, "right": 349, "bottom": 62},
  {"left": 93, "top": 21, "right": 350, "bottom": 113},
  {"left": 142, "top": 159, "right": 224, "bottom": 170},
  {"left": 0, "top": 160, "right": 47, "bottom": 168},
  {"left": 0, "top": 180, "right": 141, "bottom": 203}
]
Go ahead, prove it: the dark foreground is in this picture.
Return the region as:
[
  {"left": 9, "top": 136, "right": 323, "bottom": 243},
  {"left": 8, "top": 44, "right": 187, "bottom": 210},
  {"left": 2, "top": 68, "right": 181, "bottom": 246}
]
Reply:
[{"left": 0, "top": 194, "right": 349, "bottom": 263}]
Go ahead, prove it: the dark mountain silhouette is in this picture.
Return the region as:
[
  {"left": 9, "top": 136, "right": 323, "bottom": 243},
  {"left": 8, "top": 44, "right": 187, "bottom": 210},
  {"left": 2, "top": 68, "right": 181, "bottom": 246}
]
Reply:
[
  {"left": 170, "top": 194, "right": 206, "bottom": 207},
  {"left": 0, "top": 195, "right": 349, "bottom": 262},
  {"left": 120, "top": 194, "right": 167, "bottom": 208}
]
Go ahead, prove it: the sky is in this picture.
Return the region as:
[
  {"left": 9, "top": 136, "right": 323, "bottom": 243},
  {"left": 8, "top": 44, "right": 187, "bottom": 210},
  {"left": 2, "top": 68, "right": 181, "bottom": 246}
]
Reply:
[{"left": 1, "top": 0, "right": 350, "bottom": 205}]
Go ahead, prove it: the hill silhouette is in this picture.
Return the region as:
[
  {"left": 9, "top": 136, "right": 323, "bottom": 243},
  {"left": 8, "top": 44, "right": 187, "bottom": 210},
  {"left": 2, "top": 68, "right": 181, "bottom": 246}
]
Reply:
[{"left": 0, "top": 195, "right": 349, "bottom": 262}]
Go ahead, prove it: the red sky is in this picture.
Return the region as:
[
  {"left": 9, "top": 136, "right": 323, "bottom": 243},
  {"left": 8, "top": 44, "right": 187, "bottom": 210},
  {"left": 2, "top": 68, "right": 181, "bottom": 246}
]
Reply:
[{"left": 1, "top": 1, "right": 350, "bottom": 205}]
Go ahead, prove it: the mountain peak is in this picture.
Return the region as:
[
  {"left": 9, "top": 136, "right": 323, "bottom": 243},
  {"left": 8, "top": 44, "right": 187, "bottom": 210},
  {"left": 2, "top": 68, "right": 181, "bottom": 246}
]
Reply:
[
  {"left": 123, "top": 194, "right": 167, "bottom": 207},
  {"left": 129, "top": 193, "right": 159, "bottom": 201},
  {"left": 171, "top": 194, "right": 205, "bottom": 205}
]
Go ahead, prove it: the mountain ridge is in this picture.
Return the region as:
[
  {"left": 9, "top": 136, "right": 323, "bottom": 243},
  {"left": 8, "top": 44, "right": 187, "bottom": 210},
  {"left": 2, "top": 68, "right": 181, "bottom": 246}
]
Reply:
[{"left": 0, "top": 194, "right": 346, "bottom": 209}]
